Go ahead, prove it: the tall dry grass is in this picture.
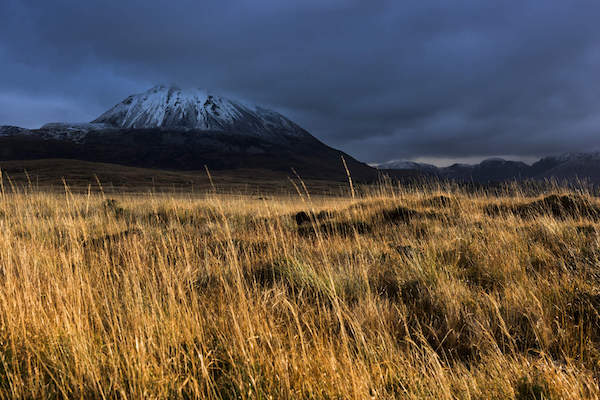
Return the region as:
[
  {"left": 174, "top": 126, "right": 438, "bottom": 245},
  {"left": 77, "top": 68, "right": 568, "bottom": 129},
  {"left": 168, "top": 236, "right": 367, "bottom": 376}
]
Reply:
[{"left": 0, "top": 180, "right": 599, "bottom": 398}]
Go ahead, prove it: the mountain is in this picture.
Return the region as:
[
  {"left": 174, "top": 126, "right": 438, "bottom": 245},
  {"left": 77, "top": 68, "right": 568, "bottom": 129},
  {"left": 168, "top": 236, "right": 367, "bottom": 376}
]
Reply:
[
  {"left": 531, "top": 152, "right": 600, "bottom": 183},
  {"left": 439, "top": 158, "right": 531, "bottom": 182},
  {"left": 0, "top": 85, "right": 376, "bottom": 181},
  {"left": 91, "top": 85, "right": 310, "bottom": 140},
  {"left": 376, "top": 155, "right": 600, "bottom": 184},
  {"left": 374, "top": 160, "right": 438, "bottom": 174}
]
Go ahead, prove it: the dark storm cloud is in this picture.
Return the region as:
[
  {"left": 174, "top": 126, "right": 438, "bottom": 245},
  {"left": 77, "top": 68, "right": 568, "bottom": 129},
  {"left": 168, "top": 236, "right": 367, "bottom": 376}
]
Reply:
[{"left": 1, "top": 0, "right": 600, "bottom": 163}]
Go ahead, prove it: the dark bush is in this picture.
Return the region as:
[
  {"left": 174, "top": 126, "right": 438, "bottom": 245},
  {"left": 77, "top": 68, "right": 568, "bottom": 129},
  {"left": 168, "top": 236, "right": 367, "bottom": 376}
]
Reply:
[
  {"left": 294, "top": 211, "right": 311, "bottom": 226},
  {"left": 485, "top": 194, "right": 600, "bottom": 220},
  {"left": 83, "top": 228, "right": 142, "bottom": 248},
  {"left": 102, "top": 198, "right": 125, "bottom": 218},
  {"left": 297, "top": 221, "right": 371, "bottom": 237},
  {"left": 421, "top": 195, "right": 457, "bottom": 208},
  {"left": 294, "top": 210, "right": 336, "bottom": 226},
  {"left": 370, "top": 268, "right": 401, "bottom": 301},
  {"left": 380, "top": 206, "right": 420, "bottom": 224},
  {"left": 516, "top": 376, "right": 550, "bottom": 400}
]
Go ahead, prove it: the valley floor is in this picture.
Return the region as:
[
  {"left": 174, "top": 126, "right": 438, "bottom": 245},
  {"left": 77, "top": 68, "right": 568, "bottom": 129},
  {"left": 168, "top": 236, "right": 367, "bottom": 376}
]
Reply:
[
  {"left": 0, "top": 158, "right": 350, "bottom": 194},
  {"left": 1, "top": 183, "right": 600, "bottom": 398}
]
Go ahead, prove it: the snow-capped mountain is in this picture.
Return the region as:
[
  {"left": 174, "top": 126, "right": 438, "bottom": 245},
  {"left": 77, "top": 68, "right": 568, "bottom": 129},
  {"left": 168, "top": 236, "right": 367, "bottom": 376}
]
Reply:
[
  {"left": 89, "top": 85, "right": 309, "bottom": 140},
  {"left": 0, "top": 86, "right": 376, "bottom": 180}
]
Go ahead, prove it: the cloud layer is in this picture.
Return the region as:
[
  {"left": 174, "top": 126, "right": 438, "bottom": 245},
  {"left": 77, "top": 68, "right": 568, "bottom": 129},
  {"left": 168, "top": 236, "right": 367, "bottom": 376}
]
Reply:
[{"left": 2, "top": 0, "right": 600, "bottom": 163}]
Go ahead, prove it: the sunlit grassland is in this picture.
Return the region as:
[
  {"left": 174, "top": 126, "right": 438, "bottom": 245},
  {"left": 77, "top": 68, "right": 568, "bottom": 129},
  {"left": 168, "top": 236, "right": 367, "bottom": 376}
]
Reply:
[{"left": 0, "top": 181, "right": 599, "bottom": 398}]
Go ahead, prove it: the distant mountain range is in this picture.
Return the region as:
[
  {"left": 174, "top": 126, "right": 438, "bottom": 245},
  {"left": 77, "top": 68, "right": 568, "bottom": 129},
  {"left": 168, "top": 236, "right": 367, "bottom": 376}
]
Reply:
[
  {"left": 0, "top": 85, "right": 375, "bottom": 181},
  {"left": 375, "top": 153, "right": 600, "bottom": 184}
]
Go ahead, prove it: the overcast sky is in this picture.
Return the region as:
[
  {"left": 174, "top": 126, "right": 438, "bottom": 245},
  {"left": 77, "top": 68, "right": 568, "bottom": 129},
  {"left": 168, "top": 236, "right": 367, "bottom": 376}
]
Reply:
[{"left": 1, "top": 0, "right": 600, "bottom": 165}]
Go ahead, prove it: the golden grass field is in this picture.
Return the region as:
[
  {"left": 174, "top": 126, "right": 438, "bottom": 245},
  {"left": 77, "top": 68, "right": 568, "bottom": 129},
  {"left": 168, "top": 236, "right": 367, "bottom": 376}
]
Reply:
[{"left": 1, "top": 178, "right": 600, "bottom": 399}]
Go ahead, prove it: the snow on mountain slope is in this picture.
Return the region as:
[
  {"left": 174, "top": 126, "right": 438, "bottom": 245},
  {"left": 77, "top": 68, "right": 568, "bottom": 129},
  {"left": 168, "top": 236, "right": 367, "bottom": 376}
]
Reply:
[
  {"left": 0, "top": 126, "right": 32, "bottom": 137},
  {"left": 375, "top": 160, "right": 439, "bottom": 172},
  {"left": 91, "top": 85, "right": 310, "bottom": 139}
]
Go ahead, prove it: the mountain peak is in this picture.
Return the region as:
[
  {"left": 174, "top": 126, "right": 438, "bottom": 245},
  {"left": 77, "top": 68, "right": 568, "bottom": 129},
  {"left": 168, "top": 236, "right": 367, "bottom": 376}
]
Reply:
[
  {"left": 150, "top": 84, "right": 182, "bottom": 91},
  {"left": 375, "top": 159, "right": 438, "bottom": 172},
  {"left": 91, "top": 85, "right": 310, "bottom": 139}
]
